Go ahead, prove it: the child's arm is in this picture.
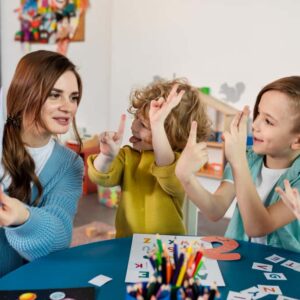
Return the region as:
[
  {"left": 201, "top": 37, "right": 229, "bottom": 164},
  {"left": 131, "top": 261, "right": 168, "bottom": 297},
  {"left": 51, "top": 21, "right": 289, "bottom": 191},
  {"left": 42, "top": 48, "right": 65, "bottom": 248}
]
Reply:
[
  {"left": 175, "top": 121, "right": 236, "bottom": 221},
  {"left": 225, "top": 107, "right": 296, "bottom": 237},
  {"left": 276, "top": 180, "right": 300, "bottom": 220},
  {"left": 150, "top": 84, "right": 185, "bottom": 167},
  {"left": 93, "top": 114, "right": 126, "bottom": 173}
]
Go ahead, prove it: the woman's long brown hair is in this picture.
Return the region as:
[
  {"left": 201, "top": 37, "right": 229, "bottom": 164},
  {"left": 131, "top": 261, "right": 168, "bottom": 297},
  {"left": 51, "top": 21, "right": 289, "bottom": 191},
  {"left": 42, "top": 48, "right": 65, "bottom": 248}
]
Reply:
[{"left": 2, "top": 50, "right": 82, "bottom": 205}]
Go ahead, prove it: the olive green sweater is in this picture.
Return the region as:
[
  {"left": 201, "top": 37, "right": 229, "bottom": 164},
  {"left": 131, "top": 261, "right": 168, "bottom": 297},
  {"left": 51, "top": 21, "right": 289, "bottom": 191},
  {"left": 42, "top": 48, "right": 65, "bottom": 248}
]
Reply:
[{"left": 87, "top": 146, "right": 186, "bottom": 238}]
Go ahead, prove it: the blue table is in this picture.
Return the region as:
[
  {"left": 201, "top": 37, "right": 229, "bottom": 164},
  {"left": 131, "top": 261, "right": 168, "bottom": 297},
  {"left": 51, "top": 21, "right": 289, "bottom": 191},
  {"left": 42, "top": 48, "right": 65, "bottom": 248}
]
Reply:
[{"left": 0, "top": 237, "right": 299, "bottom": 299}]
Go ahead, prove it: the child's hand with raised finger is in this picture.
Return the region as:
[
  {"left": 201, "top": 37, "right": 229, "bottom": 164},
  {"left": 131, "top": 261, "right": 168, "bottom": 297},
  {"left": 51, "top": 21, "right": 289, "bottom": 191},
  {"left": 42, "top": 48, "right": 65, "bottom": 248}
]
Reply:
[
  {"left": 223, "top": 106, "right": 250, "bottom": 167},
  {"left": 98, "top": 114, "right": 126, "bottom": 159},
  {"left": 176, "top": 121, "right": 208, "bottom": 183},
  {"left": 94, "top": 114, "right": 126, "bottom": 172},
  {"left": 149, "top": 84, "right": 185, "bottom": 128}
]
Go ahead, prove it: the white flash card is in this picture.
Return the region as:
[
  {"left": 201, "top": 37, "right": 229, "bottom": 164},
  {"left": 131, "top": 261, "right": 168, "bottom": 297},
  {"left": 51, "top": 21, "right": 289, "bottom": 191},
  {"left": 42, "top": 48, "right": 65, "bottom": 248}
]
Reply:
[
  {"left": 252, "top": 262, "right": 273, "bottom": 272},
  {"left": 264, "top": 272, "right": 287, "bottom": 280},
  {"left": 88, "top": 274, "right": 112, "bottom": 287},
  {"left": 281, "top": 260, "right": 300, "bottom": 271},
  {"left": 227, "top": 291, "right": 252, "bottom": 300},
  {"left": 240, "top": 286, "right": 267, "bottom": 299},
  {"left": 258, "top": 285, "right": 282, "bottom": 295},
  {"left": 277, "top": 295, "right": 298, "bottom": 300},
  {"left": 265, "top": 254, "right": 285, "bottom": 264}
]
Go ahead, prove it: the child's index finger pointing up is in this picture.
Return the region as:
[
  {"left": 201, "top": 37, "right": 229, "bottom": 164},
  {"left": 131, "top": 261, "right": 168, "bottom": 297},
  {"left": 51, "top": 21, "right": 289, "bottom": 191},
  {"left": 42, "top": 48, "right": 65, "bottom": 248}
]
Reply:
[
  {"left": 115, "top": 114, "right": 126, "bottom": 140},
  {"left": 187, "top": 121, "right": 197, "bottom": 145}
]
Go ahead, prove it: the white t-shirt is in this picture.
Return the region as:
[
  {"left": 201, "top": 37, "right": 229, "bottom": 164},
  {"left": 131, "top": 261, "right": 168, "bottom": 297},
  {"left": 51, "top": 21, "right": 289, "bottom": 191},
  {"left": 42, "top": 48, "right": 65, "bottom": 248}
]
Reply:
[
  {"left": 224, "top": 163, "right": 288, "bottom": 245},
  {"left": 251, "top": 163, "right": 287, "bottom": 245},
  {"left": 0, "top": 138, "right": 55, "bottom": 191}
]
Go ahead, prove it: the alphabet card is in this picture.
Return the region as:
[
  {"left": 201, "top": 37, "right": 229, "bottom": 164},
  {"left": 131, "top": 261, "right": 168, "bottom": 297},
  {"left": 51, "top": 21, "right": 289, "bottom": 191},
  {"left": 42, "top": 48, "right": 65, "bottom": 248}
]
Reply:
[
  {"left": 281, "top": 260, "right": 300, "bottom": 271},
  {"left": 125, "top": 233, "right": 225, "bottom": 286},
  {"left": 264, "top": 272, "right": 287, "bottom": 281},
  {"left": 252, "top": 262, "right": 273, "bottom": 272},
  {"left": 258, "top": 284, "right": 282, "bottom": 295},
  {"left": 265, "top": 254, "right": 285, "bottom": 264}
]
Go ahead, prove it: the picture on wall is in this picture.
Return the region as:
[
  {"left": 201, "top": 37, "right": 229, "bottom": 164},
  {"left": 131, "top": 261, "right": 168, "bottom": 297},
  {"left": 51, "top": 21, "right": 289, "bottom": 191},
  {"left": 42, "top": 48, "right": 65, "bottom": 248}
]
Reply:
[{"left": 15, "top": 0, "right": 89, "bottom": 54}]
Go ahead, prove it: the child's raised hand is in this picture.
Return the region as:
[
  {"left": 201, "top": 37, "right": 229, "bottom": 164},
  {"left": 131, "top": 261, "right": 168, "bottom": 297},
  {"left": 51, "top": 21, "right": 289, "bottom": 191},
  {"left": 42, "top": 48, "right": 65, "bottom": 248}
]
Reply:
[
  {"left": 0, "top": 190, "right": 30, "bottom": 227},
  {"left": 176, "top": 121, "right": 208, "bottom": 182},
  {"left": 223, "top": 106, "right": 250, "bottom": 167},
  {"left": 149, "top": 84, "right": 185, "bottom": 128},
  {"left": 99, "top": 114, "right": 126, "bottom": 159},
  {"left": 276, "top": 180, "right": 300, "bottom": 220}
]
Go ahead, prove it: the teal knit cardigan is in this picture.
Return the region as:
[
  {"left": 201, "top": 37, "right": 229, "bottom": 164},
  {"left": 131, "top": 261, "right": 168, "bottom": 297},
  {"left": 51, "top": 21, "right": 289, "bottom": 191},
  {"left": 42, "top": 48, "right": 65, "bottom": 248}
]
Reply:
[{"left": 0, "top": 141, "right": 83, "bottom": 277}]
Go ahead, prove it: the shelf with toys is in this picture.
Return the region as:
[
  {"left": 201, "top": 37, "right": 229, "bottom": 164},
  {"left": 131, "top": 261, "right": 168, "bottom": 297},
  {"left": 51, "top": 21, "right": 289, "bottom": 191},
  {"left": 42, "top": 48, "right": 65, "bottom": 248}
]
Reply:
[
  {"left": 185, "top": 88, "right": 254, "bottom": 233},
  {"left": 66, "top": 135, "right": 100, "bottom": 195},
  {"left": 184, "top": 88, "right": 239, "bottom": 235},
  {"left": 197, "top": 141, "right": 224, "bottom": 179},
  {"left": 196, "top": 87, "right": 238, "bottom": 180}
]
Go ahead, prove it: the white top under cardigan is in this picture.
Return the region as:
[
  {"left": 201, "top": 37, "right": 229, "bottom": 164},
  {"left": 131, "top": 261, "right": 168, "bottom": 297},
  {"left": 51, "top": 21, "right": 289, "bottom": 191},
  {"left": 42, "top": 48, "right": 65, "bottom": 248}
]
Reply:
[{"left": 0, "top": 138, "right": 55, "bottom": 190}]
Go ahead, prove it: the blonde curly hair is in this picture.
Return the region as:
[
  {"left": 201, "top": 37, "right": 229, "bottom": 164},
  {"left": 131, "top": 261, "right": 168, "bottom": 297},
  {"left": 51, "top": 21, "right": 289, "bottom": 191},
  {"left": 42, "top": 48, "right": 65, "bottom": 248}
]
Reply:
[{"left": 128, "top": 78, "right": 211, "bottom": 151}]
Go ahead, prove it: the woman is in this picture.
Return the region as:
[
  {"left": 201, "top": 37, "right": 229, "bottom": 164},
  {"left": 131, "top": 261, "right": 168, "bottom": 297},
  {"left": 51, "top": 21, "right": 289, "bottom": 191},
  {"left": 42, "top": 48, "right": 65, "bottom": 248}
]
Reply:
[{"left": 0, "top": 50, "right": 84, "bottom": 277}]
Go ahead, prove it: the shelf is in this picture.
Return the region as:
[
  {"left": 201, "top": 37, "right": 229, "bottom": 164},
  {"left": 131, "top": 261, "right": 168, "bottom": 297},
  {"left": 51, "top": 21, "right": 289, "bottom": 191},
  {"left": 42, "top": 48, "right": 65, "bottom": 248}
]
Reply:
[
  {"left": 206, "top": 141, "right": 223, "bottom": 148},
  {"left": 196, "top": 161, "right": 224, "bottom": 180},
  {"left": 196, "top": 170, "right": 223, "bottom": 180},
  {"left": 66, "top": 142, "right": 99, "bottom": 195}
]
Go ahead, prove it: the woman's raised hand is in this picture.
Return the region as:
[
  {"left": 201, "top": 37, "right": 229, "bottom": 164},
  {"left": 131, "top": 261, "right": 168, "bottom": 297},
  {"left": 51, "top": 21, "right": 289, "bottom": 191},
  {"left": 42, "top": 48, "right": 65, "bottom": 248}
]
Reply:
[{"left": 0, "top": 190, "right": 30, "bottom": 227}]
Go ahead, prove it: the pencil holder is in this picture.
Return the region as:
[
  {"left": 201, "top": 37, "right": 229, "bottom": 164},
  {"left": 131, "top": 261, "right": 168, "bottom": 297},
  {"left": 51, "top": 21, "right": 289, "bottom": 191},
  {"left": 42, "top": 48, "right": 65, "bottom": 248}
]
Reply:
[
  {"left": 125, "top": 282, "right": 220, "bottom": 300},
  {"left": 125, "top": 235, "right": 221, "bottom": 300}
]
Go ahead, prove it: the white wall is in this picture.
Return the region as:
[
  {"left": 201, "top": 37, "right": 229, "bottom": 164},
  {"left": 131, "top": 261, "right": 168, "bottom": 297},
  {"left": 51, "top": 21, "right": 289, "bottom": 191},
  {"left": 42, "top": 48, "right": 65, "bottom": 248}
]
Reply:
[
  {"left": 110, "top": 0, "right": 300, "bottom": 142},
  {"left": 1, "top": 0, "right": 300, "bottom": 142}
]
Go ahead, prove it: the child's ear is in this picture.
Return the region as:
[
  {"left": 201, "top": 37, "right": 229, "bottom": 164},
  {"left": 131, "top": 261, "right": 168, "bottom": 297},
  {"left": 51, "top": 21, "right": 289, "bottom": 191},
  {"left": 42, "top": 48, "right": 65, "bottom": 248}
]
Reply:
[{"left": 291, "top": 135, "right": 300, "bottom": 150}]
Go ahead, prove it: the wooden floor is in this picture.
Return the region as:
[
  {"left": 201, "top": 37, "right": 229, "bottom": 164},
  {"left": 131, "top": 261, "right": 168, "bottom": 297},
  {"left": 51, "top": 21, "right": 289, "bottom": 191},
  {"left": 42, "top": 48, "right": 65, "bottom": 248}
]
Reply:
[
  {"left": 74, "top": 193, "right": 230, "bottom": 236},
  {"left": 74, "top": 193, "right": 116, "bottom": 227}
]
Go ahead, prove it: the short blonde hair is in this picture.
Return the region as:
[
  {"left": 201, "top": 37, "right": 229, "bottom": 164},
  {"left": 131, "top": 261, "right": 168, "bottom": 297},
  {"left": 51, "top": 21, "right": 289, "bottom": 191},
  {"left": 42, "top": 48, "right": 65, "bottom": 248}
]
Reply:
[{"left": 128, "top": 78, "right": 211, "bottom": 151}]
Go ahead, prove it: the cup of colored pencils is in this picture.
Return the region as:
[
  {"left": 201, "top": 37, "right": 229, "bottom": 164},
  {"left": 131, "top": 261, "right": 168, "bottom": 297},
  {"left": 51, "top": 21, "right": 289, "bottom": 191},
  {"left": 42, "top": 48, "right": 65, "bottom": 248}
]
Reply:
[{"left": 126, "top": 235, "right": 221, "bottom": 300}]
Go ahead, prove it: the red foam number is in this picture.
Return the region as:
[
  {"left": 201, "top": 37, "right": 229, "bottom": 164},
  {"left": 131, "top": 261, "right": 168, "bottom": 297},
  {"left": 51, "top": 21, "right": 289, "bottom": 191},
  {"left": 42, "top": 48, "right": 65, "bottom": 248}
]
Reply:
[{"left": 201, "top": 236, "right": 241, "bottom": 261}]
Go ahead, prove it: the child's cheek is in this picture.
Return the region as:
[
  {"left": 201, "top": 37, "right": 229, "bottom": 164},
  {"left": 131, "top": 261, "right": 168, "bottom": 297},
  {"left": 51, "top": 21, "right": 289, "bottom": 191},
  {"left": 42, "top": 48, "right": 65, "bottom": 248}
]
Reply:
[{"left": 144, "top": 136, "right": 152, "bottom": 145}]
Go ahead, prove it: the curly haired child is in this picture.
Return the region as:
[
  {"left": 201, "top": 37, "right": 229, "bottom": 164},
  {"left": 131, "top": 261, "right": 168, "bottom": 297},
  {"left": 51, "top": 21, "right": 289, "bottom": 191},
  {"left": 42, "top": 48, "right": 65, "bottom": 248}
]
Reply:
[{"left": 88, "top": 78, "right": 211, "bottom": 238}]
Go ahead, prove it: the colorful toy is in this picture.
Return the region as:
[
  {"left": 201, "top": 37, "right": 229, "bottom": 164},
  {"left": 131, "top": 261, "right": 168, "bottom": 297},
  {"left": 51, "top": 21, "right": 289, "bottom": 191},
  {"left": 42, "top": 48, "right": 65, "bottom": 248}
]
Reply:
[
  {"left": 97, "top": 185, "right": 121, "bottom": 208},
  {"left": 15, "top": 0, "right": 89, "bottom": 54}
]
